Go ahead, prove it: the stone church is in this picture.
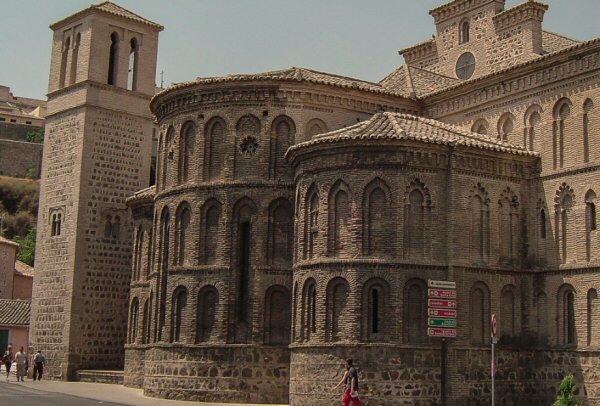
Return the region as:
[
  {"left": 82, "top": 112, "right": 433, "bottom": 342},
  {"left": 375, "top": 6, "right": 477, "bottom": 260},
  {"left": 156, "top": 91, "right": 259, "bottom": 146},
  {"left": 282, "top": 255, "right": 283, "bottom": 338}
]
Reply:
[{"left": 30, "top": 0, "right": 600, "bottom": 405}]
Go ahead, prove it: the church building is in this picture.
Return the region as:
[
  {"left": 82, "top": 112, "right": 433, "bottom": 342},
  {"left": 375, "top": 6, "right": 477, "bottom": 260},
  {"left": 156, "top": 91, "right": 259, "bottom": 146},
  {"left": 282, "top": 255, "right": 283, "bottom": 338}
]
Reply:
[{"left": 30, "top": 1, "right": 600, "bottom": 405}]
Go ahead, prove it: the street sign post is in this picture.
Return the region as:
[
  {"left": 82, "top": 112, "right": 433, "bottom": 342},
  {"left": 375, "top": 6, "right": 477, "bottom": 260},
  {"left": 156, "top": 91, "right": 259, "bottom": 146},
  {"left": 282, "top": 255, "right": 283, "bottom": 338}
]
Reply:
[
  {"left": 427, "top": 280, "right": 457, "bottom": 406},
  {"left": 491, "top": 313, "right": 497, "bottom": 406}
]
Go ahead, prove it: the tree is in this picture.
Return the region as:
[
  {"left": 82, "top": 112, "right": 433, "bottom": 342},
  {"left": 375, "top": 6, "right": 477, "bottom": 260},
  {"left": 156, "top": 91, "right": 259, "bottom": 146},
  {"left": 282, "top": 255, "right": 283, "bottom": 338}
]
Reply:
[
  {"left": 13, "top": 227, "right": 36, "bottom": 266},
  {"left": 553, "top": 375, "right": 582, "bottom": 406}
]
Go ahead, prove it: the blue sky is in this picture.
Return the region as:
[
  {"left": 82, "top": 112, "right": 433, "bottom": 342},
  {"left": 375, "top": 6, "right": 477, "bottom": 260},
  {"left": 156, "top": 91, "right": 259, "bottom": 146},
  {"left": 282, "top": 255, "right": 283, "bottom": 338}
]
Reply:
[{"left": 1, "top": 0, "right": 598, "bottom": 99}]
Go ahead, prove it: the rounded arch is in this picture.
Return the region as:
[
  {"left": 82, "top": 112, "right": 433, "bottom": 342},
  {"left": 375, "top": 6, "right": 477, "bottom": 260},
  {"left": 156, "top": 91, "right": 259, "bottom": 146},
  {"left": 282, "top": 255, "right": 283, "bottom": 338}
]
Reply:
[
  {"left": 326, "top": 277, "right": 350, "bottom": 342},
  {"left": 107, "top": 32, "right": 120, "bottom": 86},
  {"left": 328, "top": 180, "right": 352, "bottom": 257},
  {"left": 584, "top": 98, "right": 594, "bottom": 113},
  {"left": 200, "top": 198, "right": 222, "bottom": 265},
  {"left": 178, "top": 121, "right": 196, "bottom": 184},
  {"left": 264, "top": 284, "right": 291, "bottom": 345},
  {"left": 553, "top": 97, "right": 573, "bottom": 119},
  {"left": 304, "top": 183, "right": 320, "bottom": 259},
  {"left": 471, "top": 118, "right": 489, "bottom": 135},
  {"left": 171, "top": 285, "right": 188, "bottom": 343},
  {"left": 524, "top": 104, "right": 543, "bottom": 126},
  {"left": 267, "top": 198, "right": 294, "bottom": 266},
  {"left": 497, "top": 112, "right": 515, "bottom": 141},
  {"left": 470, "top": 281, "right": 491, "bottom": 345},
  {"left": 361, "top": 277, "right": 391, "bottom": 341},
  {"left": 196, "top": 284, "right": 219, "bottom": 343},
  {"left": 175, "top": 201, "right": 192, "bottom": 266},
  {"left": 557, "top": 283, "right": 576, "bottom": 346},
  {"left": 403, "top": 278, "right": 428, "bottom": 343},
  {"left": 128, "top": 296, "right": 140, "bottom": 344},
  {"left": 203, "top": 116, "right": 227, "bottom": 181},
  {"left": 459, "top": 18, "right": 470, "bottom": 44},
  {"left": 301, "top": 277, "right": 317, "bottom": 340},
  {"left": 500, "top": 284, "right": 518, "bottom": 338},
  {"left": 362, "top": 177, "right": 393, "bottom": 257}
]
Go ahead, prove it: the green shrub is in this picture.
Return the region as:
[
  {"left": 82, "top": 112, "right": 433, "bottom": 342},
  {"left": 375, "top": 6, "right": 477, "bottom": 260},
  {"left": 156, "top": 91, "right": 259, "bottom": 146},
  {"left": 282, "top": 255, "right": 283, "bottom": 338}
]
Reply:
[
  {"left": 13, "top": 227, "right": 35, "bottom": 266},
  {"left": 553, "top": 375, "right": 582, "bottom": 406}
]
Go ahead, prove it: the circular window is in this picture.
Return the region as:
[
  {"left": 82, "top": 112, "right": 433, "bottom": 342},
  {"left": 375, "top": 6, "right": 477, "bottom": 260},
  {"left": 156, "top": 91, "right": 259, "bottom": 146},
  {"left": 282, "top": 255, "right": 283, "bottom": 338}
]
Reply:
[
  {"left": 456, "top": 52, "right": 476, "bottom": 80},
  {"left": 240, "top": 136, "right": 259, "bottom": 156}
]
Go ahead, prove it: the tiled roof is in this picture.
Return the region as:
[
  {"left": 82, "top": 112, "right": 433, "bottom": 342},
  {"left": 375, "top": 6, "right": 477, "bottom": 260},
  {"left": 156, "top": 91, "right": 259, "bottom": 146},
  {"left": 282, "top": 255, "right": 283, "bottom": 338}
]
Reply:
[
  {"left": 158, "top": 67, "right": 397, "bottom": 97},
  {"left": 126, "top": 185, "right": 156, "bottom": 205},
  {"left": 51, "top": 1, "right": 163, "bottom": 30},
  {"left": 287, "top": 112, "right": 537, "bottom": 158},
  {"left": 14, "top": 261, "right": 33, "bottom": 277},
  {"left": 542, "top": 31, "right": 580, "bottom": 54},
  {"left": 380, "top": 66, "right": 460, "bottom": 98},
  {"left": 0, "top": 299, "right": 30, "bottom": 326}
]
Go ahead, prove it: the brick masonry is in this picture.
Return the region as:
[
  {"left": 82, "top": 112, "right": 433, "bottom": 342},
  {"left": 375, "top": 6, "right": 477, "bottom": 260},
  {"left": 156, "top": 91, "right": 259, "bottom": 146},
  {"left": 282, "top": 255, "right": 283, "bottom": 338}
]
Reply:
[{"left": 31, "top": 1, "right": 600, "bottom": 405}]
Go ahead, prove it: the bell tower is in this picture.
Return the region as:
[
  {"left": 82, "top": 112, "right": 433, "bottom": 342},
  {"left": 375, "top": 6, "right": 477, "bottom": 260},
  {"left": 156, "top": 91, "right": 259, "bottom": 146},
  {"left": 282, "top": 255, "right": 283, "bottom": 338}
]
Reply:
[{"left": 30, "top": 2, "right": 162, "bottom": 379}]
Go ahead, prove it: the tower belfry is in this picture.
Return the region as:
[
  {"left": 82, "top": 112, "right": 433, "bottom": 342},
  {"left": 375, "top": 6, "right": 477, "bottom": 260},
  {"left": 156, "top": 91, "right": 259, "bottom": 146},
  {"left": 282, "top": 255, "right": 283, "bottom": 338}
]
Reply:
[{"left": 30, "top": 2, "right": 162, "bottom": 379}]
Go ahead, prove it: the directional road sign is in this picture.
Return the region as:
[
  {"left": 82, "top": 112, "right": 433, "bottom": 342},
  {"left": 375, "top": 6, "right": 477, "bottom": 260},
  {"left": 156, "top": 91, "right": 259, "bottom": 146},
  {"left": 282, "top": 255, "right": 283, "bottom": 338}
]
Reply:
[
  {"left": 428, "top": 318, "right": 457, "bottom": 328},
  {"left": 428, "top": 280, "right": 457, "bottom": 289},
  {"left": 428, "top": 308, "right": 457, "bottom": 318},
  {"left": 427, "top": 328, "right": 457, "bottom": 338},
  {"left": 428, "top": 288, "right": 457, "bottom": 299},
  {"left": 428, "top": 299, "right": 457, "bottom": 309}
]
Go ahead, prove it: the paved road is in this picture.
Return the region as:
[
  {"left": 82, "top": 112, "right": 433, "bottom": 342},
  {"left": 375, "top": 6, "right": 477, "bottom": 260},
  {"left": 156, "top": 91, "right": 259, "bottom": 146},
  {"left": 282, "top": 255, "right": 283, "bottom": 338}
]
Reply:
[{"left": 0, "top": 381, "right": 124, "bottom": 406}]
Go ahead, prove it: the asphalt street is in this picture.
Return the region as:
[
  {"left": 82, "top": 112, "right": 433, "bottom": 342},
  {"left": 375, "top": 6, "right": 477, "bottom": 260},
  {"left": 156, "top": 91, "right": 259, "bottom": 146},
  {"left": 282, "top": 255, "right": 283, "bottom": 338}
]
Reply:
[{"left": 0, "top": 381, "right": 124, "bottom": 406}]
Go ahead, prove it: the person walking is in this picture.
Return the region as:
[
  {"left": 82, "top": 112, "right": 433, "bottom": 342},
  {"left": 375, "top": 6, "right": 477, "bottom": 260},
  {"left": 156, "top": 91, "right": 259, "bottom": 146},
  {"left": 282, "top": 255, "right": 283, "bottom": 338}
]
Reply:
[
  {"left": 335, "top": 358, "right": 363, "bottom": 406},
  {"left": 3, "top": 345, "right": 14, "bottom": 382},
  {"left": 33, "top": 350, "right": 45, "bottom": 381},
  {"left": 15, "top": 346, "right": 27, "bottom": 382}
]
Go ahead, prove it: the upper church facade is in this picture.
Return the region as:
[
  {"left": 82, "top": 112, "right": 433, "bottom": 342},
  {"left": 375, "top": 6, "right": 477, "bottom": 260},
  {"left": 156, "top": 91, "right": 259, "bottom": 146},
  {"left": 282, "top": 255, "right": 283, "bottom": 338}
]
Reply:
[{"left": 30, "top": 1, "right": 600, "bottom": 405}]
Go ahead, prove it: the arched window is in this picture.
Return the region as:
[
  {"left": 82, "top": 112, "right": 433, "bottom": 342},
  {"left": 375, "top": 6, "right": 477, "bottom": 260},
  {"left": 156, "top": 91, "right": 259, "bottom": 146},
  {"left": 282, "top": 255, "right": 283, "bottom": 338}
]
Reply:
[
  {"left": 555, "top": 184, "right": 574, "bottom": 264},
  {"left": 200, "top": 200, "right": 221, "bottom": 265},
  {"left": 268, "top": 199, "right": 293, "bottom": 266},
  {"left": 142, "top": 298, "right": 150, "bottom": 344},
  {"left": 157, "top": 208, "right": 170, "bottom": 341},
  {"left": 270, "top": 116, "right": 295, "bottom": 180},
  {"left": 460, "top": 20, "right": 470, "bottom": 44},
  {"left": 69, "top": 33, "right": 80, "bottom": 85},
  {"left": 162, "top": 126, "right": 174, "bottom": 188},
  {"left": 59, "top": 37, "right": 70, "bottom": 88},
  {"left": 132, "top": 226, "right": 144, "bottom": 281},
  {"left": 540, "top": 208, "right": 547, "bottom": 239},
  {"left": 585, "top": 190, "right": 597, "bottom": 261},
  {"left": 558, "top": 284, "right": 576, "bottom": 346},
  {"left": 404, "top": 179, "right": 431, "bottom": 260},
  {"left": 328, "top": 181, "right": 351, "bottom": 257},
  {"left": 171, "top": 287, "right": 188, "bottom": 343},
  {"left": 497, "top": 113, "right": 515, "bottom": 142},
  {"left": 362, "top": 178, "right": 393, "bottom": 257},
  {"left": 470, "top": 282, "right": 490, "bottom": 345},
  {"left": 107, "top": 32, "right": 119, "bottom": 86},
  {"left": 233, "top": 198, "right": 256, "bottom": 329},
  {"left": 583, "top": 99, "right": 593, "bottom": 163},
  {"left": 553, "top": 99, "right": 572, "bottom": 169},
  {"left": 264, "top": 285, "right": 291, "bottom": 345},
  {"left": 178, "top": 122, "right": 195, "bottom": 184},
  {"left": 587, "top": 289, "right": 598, "bottom": 346},
  {"left": 305, "top": 186, "right": 319, "bottom": 259},
  {"left": 500, "top": 285, "right": 517, "bottom": 338},
  {"left": 362, "top": 278, "right": 390, "bottom": 342},
  {"left": 129, "top": 297, "right": 139, "bottom": 344},
  {"left": 51, "top": 210, "right": 63, "bottom": 237},
  {"left": 471, "top": 119, "right": 489, "bottom": 135},
  {"left": 302, "top": 278, "right": 317, "bottom": 341},
  {"left": 112, "top": 215, "right": 120, "bottom": 239},
  {"left": 196, "top": 286, "right": 218, "bottom": 343},
  {"left": 470, "top": 184, "right": 490, "bottom": 263},
  {"left": 127, "top": 37, "right": 139, "bottom": 91},
  {"left": 175, "top": 204, "right": 191, "bottom": 266},
  {"left": 498, "top": 188, "right": 519, "bottom": 266},
  {"left": 403, "top": 279, "right": 427, "bottom": 343},
  {"left": 204, "top": 117, "right": 227, "bottom": 181},
  {"left": 524, "top": 105, "right": 542, "bottom": 151},
  {"left": 326, "top": 278, "right": 349, "bottom": 342}
]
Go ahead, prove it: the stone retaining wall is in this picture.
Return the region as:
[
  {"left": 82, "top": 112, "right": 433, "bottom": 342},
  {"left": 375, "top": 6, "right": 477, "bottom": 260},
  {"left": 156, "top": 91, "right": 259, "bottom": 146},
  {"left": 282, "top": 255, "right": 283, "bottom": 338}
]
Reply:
[{"left": 135, "top": 345, "right": 290, "bottom": 404}]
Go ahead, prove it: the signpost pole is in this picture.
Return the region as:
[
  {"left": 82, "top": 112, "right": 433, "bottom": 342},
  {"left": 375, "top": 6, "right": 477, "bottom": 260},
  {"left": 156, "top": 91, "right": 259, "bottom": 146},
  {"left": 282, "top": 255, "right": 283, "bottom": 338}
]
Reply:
[
  {"left": 491, "top": 314, "right": 497, "bottom": 406},
  {"left": 441, "top": 337, "right": 447, "bottom": 406}
]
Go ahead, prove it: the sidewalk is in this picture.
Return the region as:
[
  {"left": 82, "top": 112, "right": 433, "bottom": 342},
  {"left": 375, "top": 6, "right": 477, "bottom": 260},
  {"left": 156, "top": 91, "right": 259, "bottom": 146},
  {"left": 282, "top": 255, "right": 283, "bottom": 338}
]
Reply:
[{"left": 14, "top": 379, "right": 289, "bottom": 406}]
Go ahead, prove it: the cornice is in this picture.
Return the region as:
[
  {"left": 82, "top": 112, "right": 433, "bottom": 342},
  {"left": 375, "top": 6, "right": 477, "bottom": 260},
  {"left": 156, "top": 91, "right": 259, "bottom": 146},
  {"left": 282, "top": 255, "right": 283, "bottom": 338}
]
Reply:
[
  {"left": 424, "top": 41, "right": 600, "bottom": 117},
  {"left": 429, "top": 0, "right": 504, "bottom": 24},
  {"left": 492, "top": 1, "right": 548, "bottom": 32}
]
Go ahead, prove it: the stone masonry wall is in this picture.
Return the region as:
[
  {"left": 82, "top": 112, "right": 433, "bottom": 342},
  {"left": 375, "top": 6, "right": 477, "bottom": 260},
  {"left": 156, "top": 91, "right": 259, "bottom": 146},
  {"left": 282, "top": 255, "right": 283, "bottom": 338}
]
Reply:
[{"left": 0, "top": 139, "right": 42, "bottom": 178}]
